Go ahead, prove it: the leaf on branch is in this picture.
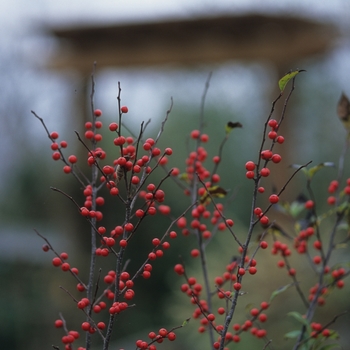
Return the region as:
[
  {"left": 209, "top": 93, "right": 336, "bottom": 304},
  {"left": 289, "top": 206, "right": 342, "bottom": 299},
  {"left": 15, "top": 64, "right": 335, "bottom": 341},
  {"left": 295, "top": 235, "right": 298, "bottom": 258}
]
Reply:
[
  {"left": 278, "top": 69, "right": 306, "bottom": 92},
  {"left": 291, "top": 162, "right": 335, "bottom": 180},
  {"left": 225, "top": 121, "right": 242, "bottom": 134},
  {"left": 259, "top": 222, "right": 293, "bottom": 241},
  {"left": 337, "top": 93, "right": 350, "bottom": 132},
  {"left": 287, "top": 311, "right": 310, "bottom": 328},
  {"left": 182, "top": 318, "right": 191, "bottom": 327},
  {"left": 200, "top": 186, "right": 227, "bottom": 205},
  {"left": 269, "top": 282, "right": 295, "bottom": 302},
  {"left": 284, "top": 329, "right": 301, "bottom": 339}
]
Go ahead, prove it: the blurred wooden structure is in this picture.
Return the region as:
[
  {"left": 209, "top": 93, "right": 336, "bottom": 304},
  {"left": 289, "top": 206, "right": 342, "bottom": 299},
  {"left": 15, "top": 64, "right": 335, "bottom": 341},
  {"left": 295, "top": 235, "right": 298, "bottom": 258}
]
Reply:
[{"left": 49, "top": 14, "right": 336, "bottom": 72}]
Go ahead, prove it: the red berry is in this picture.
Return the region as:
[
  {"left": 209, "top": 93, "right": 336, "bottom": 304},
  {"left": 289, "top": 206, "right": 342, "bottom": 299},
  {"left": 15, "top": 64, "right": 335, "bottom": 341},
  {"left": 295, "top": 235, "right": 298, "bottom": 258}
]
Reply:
[
  {"left": 246, "top": 171, "right": 255, "bottom": 179},
  {"left": 245, "top": 161, "right": 255, "bottom": 171},
  {"left": 268, "top": 131, "right": 277, "bottom": 139},
  {"left": 119, "top": 239, "right": 127, "bottom": 248},
  {"left": 68, "top": 155, "right": 77, "bottom": 164},
  {"left": 250, "top": 308, "right": 259, "bottom": 316},
  {"left": 276, "top": 135, "right": 284, "bottom": 144},
  {"left": 269, "top": 194, "right": 279, "bottom": 204},
  {"left": 249, "top": 266, "right": 257, "bottom": 275},
  {"left": 305, "top": 200, "right": 314, "bottom": 209},
  {"left": 85, "top": 130, "right": 94, "bottom": 139},
  {"left": 174, "top": 264, "right": 185, "bottom": 275},
  {"left": 121, "top": 106, "right": 128, "bottom": 113},
  {"left": 97, "top": 322, "right": 105, "bottom": 330},
  {"left": 259, "top": 215, "right": 269, "bottom": 225},
  {"left": 190, "top": 130, "right": 200, "bottom": 139},
  {"left": 233, "top": 282, "right": 241, "bottom": 291},
  {"left": 191, "top": 249, "right": 200, "bottom": 258},
  {"left": 50, "top": 131, "right": 59, "bottom": 139},
  {"left": 260, "top": 168, "right": 270, "bottom": 177},
  {"left": 109, "top": 122, "right": 118, "bottom": 131},
  {"left": 52, "top": 257, "right": 62, "bottom": 267},
  {"left": 268, "top": 119, "right": 278, "bottom": 129},
  {"left": 260, "top": 241, "right": 268, "bottom": 249},
  {"left": 94, "top": 109, "right": 102, "bottom": 117},
  {"left": 55, "top": 319, "right": 63, "bottom": 328},
  {"left": 261, "top": 150, "right": 272, "bottom": 160},
  {"left": 52, "top": 152, "right": 61, "bottom": 161},
  {"left": 271, "top": 154, "right": 282, "bottom": 163}
]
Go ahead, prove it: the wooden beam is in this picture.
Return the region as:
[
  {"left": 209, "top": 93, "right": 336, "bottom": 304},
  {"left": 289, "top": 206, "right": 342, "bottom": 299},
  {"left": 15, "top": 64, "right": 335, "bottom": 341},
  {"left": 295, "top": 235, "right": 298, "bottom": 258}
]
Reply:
[{"left": 48, "top": 14, "right": 337, "bottom": 72}]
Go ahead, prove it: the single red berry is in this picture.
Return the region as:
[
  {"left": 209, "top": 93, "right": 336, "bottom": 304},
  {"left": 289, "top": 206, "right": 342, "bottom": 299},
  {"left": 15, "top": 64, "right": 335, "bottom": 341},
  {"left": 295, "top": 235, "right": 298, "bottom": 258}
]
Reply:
[
  {"left": 248, "top": 266, "right": 257, "bottom": 275},
  {"left": 258, "top": 186, "right": 265, "bottom": 193},
  {"left": 190, "top": 130, "right": 200, "bottom": 139},
  {"left": 276, "top": 135, "right": 284, "bottom": 144},
  {"left": 81, "top": 322, "right": 90, "bottom": 331},
  {"left": 327, "top": 196, "right": 336, "bottom": 205},
  {"left": 260, "top": 241, "right": 268, "bottom": 249},
  {"left": 94, "top": 109, "right": 102, "bottom": 117},
  {"left": 238, "top": 267, "right": 245, "bottom": 275},
  {"left": 246, "top": 171, "right": 255, "bottom": 179},
  {"left": 52, "top": 257, "right": 62, "bottom": 267},
  {"left": 233, "top": 282, "right": 241, "bottom": 291},
  {"left": 42, "top": 244, "right": 50, "bottom": 252},
  {"left": 259, "top": 215, "right": 269, "bottom": 225},
  {"left": 85, "top": 130, "right": 94, "bottom": 139},
  {"left": 97, "top": 322, "right": 105, "bottom": 330},
  {"left": 191, "top": 249, "right": 200, "bottom": 258},
  {"left": 68, "top": 155, "right": 77, "bottom": 164},
  {"left": 63, "top": 165, "right": 71, "bottom": 174},
  {"left": 52, "top": 152, "right": 61, "bottom": 161},
  {"left": 268, "top": 131, "right": 277, "bottom": 139},
  {"left": 268, "top": 119, "right": 278, "bottom": 129},
  {"left": 55, "top": 319, "right": 63, "bottom": 328},
  {"left": 119, "top": 239, "right": 127, "bottom": 248},
  {"left": 213, "top": 156, "right": 220, "bottom": 163},
  {"left": 109, "top": 122, "right": 118, "bottom": 131},
  {"left": 269, "top": 194, "right": 279, "bottom": 204},
  {"left": 200, "top": 134, "right": 209, "bottom": 142},
  {"left": 50, "top": 131, "right": 59, "bottom": 139},
  {"left": 261, "top": 150, "right": 272, "bottom": 160},
  {"left": 271, "top": 154, "right": 282, "bottom": 163},
  {"left": 305, "top": 200, "right": 314, "bottom": 209},
  {"left": 260, "top": 168, "right": 270, "bottom": 177},
  {"left": 250, "top": 308, "right": 259, "bottom": 316},
  {"left": 174, "top": 264, "right": 185, "bottom": 275},
  {"left": 120, "top": 106, "right": 128, "bottom": 113},
  {"left": 254, "top": 207, "right": 262, "bottom": 216},
  {"left": 313, "top": 240, "right": 322, "bottom": 250},
  {"left": 245, "top": 161, "right": 255, "bottom": 171}
]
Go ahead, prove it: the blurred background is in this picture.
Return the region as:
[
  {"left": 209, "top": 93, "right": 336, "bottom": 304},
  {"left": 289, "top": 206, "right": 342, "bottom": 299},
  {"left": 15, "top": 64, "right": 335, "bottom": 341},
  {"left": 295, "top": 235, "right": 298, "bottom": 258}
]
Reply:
[{"left": 1, "top": 0, "right": 350, "bottom": 349}]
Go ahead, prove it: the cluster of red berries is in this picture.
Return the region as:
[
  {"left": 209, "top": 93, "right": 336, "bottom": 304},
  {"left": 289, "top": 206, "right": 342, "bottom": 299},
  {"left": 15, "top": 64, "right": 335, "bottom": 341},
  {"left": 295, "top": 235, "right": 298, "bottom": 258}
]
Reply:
[
  {"left": 40, "top": 104, "right": 183, "bottom": 348},
  {"left": 135, "top": 328, "right": 176, "bottom": 350},
  {"left": 211, "top": 302, "right": 269, "bottom": 347}
]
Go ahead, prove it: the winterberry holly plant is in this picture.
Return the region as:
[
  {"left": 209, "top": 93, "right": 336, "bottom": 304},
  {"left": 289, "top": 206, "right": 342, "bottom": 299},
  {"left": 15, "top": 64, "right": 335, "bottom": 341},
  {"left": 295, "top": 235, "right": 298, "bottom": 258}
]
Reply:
[{"left": 34, "top": 69, "right": 349, "bottom": 350}]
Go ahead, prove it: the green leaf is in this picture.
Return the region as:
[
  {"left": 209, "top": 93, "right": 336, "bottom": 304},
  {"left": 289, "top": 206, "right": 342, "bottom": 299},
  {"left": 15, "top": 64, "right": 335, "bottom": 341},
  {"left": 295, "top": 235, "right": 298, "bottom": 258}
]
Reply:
[
  {"left": 200, "top": 186, "right": 227, "bottom": 205},
  {"left": 269, "top": 282, "right": 295, "bottom": 302},
  {"left": 307, "top": 162, "right": 335, "bottom": 179},
  {"left": 225, "top": 121, "right": 242, "bottom": 134},
  {"left": 291, "top": 162, "right": 335, "bottom": 181},
  {"left": 284, "top": 330, "right": 301, "bottom": 339},
  {"left": 287, "top": 311, "right": 310, "bottom": 328},
  {"left": 182, "top": 318, "right": 191, "bottom": 327},
  {"left": 278, "top": 69, "right": 306, "bottom": 92}
]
